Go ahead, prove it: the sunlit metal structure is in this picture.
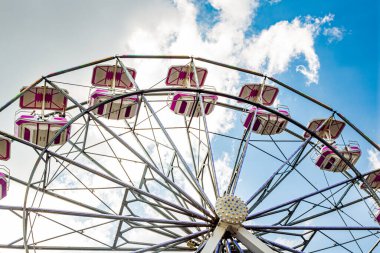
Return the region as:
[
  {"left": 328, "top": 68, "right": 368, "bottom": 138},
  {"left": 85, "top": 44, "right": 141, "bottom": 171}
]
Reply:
[{"left": 0, "top": 55, "right": 379, "bottom": 252}]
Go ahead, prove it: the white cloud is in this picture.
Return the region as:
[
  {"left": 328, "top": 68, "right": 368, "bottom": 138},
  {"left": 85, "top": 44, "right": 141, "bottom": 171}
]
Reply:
[
  {"left": 215, "top": 152, "right": 233, "bottom": 193},
  {"left": 323, "top": 27, "right": 344, "bottom": 43},
  {"left": 268, "top": 0, "right": 282, "bottom": 4},
  {"left": 368, "top": 148, "right": 380, "bottom": 170},
  {"left": 242, "top": 14, "right": 335, "bottom": 84},
  {"left": 208, "top": 0, "right": 258, "bottom": 30},
  {"left": 125, "top": 0, "right": 259, "bottom": 71},
  {"left": 125, "top": 1, "right": 338, "bottom": 86},
  {"left": 274, "top": 237, "right": 300, "bottom": 248}
]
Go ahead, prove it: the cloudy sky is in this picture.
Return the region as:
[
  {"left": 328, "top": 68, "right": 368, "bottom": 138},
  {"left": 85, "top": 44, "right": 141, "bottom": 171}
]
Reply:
[
  {"left": 1, "top": 0, "right": 378, "bottom": 179},
  {"left": 0, "top": 0, "right": 379, "bottom": 252},
  {"left": 0, "top": 0, "right": 378, "bottom": 134}
]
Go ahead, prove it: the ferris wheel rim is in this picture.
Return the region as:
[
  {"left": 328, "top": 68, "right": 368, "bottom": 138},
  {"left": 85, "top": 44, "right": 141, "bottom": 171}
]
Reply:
[
  {"left": 22, "top": 84, "right": 380, "bottom": 204},
  {"left": 19, "top": 87, "right": 379, "bottom": 252},
  {"left": 0, "top": 54, "right": 376, "bottom": 252}
]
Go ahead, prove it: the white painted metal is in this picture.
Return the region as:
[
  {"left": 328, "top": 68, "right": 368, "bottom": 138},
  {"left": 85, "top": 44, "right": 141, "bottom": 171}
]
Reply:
[
  {"left": 201, "top": 223, "right": 229, "bottom": 253},
  {"left": 230, "top": 226, "right": 276, "bottom": 253}
]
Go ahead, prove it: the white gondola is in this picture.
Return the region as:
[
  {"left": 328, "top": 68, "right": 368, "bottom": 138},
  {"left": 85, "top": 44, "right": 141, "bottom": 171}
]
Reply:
[
  {"left": 19, "top": 86, "right": 68, "bottom": 111},
  {"left": 238, "top": 84, "right": 279, "bottom": 106},
  {"left": 375, "top": 210, "right": 380, "bottom": 224},
  {"left": 0, "top": 166, "right": 10, "bottom": 200},
  {"left": 314, "top": 142, "right": 361, "bottom": 172},
  {"left": 244, "top": 106, "right": 290, "bottom": 135},
  {"left": 304, "top": 118, "right": 345, "bottom": 140},
  {"left": 15, "top": 114, "right": 70, "bottom": 147},
  {"left": 360, "top": 171, "right": 380, "bottom": 190},
  {"left": 89, "top": 89, "right": 139, "bottom": 120},
  {"left": 92, "top": 65, "right": 136, "bottom": 89},
  {"left": 169, "top": 92, "right": 217, "bottom": 117},
  {"left": 165, "top": 65, "right": 208, "bottom": 87},
  {"left": 0, "top": 137, "right": 11, "bottom": 161}
]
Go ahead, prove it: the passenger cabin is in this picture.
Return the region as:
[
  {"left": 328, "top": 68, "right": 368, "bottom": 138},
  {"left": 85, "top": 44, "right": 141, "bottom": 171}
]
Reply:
[
  {"left": 304, "top": 119, "right": 345, "bottom": 140},
  {"left": 165, "top": 65, "right": 208, "bottom": 87},
  {"left": 315, "top": 142, "right": 361, "bottom": 172},
  {"left": 92, "top": 65, "right": 136, "bottom": 89},
  {"left": 0, "top": 166, "right": 10, "bottom": 200},
  {"left": 170, "top": 93, "right": 217, "bottom": 117},
  {"left": 15, "top": 115, "right": 70, "bottom": 147},
  {"left": 238, "top": 84, "right": 279, "bottom": 106},
  {"left": 244, "top": 106, "right": 290, "bottom": 135},
  {"left": 89, "top": 89, "right": 138, "bottom": 120},
  {"left": 19, "top": 87, "right": 68, "bottom": 111},
  {"left": 375, "top": 210, "right": 380, "bottom": 224},
  {"left": 0, "top": 137, "right": 11, "bottom": 161},
  {"left": 360, "top": 171, "right": 380, "bottom": 190}
]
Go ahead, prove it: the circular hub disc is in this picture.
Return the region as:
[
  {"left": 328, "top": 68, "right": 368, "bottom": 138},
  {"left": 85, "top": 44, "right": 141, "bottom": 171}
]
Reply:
[{"left": 215, "top": 195, "right": 248, "bottom": 224}]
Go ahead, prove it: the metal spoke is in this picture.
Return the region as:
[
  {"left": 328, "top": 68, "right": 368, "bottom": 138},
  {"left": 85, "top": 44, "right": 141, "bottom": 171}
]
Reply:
[
  {"left": 117, "top": 57, "right": 216, "bottom": 216},
  {"left": 0, "top": 205, "right": 212, "bottom": 226},
  {"left": 227, "top": 109, "right": 257, "bottom": 195},
  {"left": 0, "top": 54, "right": 378, "bottom": 252},
  {"left": 46, "top": 79, "right": 214, "bottom": 218},
  {"left": 134, "top": 229, "right": 210, "bottom": 253},
  {"left": 191, "top": 59, "right": 219, "bottom": 198},
  {"left": 247, "top": 167, "right": 380, "bottom": 220},
  {"left": 246, "top": 137, "right": 312, "bottom": 211},
  {"left": 244, "top": 225, "right": 380, "bottom": 231}
]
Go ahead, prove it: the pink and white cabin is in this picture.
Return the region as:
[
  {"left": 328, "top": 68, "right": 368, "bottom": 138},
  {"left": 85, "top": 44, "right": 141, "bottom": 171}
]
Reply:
[
  {"left": 0, "top": 137, "right": 11, "bottom": 161},
  {"left": 19, "top": 87, "right": 68, "bottom": 111},
  {"left": 89, "top": 89, "right": 138, "bottom": 120},
  {"left": 238, "top": 84, "right": 279, "bottom": 106},
  {"left": 165, "top": 65, "right": 207, "bottom": 87},
  {"left": 92, "top": 65, "right": 136, "bottom": 89},
  {"left": 360, "top": 171, "right": 380, "bottom": 190},
  {"left": 375, "top": 210, "right": 380, "bottom": 224},
  {"left": 0, "top": 167, "right": 10, "bottom": 200},
  {"left": 304, "top": 119, "right": 345, "bottom": 140},
  {"left": 315, "top": 143, "right": 361, "bottom": 172},
  {"left": 0, "top": 172, "right": 7, "bottom": 200},
  {"left": 244, "top": 107, "right": 290, "bottom": 135},
  {"left": 170, "top": 93, "right": 217, "bottom": 117},
  {"left": 15, "top": 115, "right": 70, "bottom": 147}
]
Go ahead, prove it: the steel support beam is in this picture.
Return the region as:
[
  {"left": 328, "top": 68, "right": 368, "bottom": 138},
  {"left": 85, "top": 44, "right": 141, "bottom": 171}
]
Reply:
[
  {"left": 230, "top": 226, "right": 276, "bottom": 253},
  {"left": 201, "top": 223, "right": 229, "bottom": 253}
]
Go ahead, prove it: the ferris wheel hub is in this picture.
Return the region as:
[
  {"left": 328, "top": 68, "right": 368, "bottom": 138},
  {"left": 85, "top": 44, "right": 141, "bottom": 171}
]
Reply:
[{"left": 215, "top": 195, "right": 248, "bottom": 224}]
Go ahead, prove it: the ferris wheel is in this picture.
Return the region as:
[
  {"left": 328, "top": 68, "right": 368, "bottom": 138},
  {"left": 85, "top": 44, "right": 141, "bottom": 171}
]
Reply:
[{"left": 0, "top": 55, "right": 379, "bottom": 252}]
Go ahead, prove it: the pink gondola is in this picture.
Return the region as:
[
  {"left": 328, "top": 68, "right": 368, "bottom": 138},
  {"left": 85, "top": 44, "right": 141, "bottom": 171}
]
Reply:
[
  {"left": 165, "top": 65, "right": 207, "bottom": 87},
  {"left": 244, "top": 106, "right": 290, "bottom": 135},
  {"left": 91, "top": 65, "right": 136, "bottom": 89},
  {"left": 0, "top": 166, "right": 10, "bottom": 200},
  {"left": 315, "top": 142, "right": 361, "bottom": 172},
  {"left": 0, "top": 137, "right": 11, "bottom": 161},
  {"left": 19, "top": 87, "right": 68, "bottom": 111},
  {"left": 15, "top": 114, "right": 70, "bottom": 147},
  {"left": 304, "top": 119, "right": 345, "bottom": 140},
  {"left": 375, "top": 210, "right": 380, "bottom": 224},
  {"left": 170, "top": 93, "right": 217, "bottom": 117},
  {"left": 238, "top": 84, "right": 279, "bottom": 106},
  {"left": 89, "top": 89, "right": 138, "bottom": 120},
  {"left": 360, "top": 171, "right": 380, "bottom": 190}
]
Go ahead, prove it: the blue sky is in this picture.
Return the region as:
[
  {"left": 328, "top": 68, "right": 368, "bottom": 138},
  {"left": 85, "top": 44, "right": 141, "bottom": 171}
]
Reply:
[
  {"left": 193, "top": 0, "right": 379, "bottom": 142},
  {"left": 193, "top": 0, "right": 380, "bottom": 173},
  {"left": 256, "top": 0, "right": 379, "bottom": 141}
]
